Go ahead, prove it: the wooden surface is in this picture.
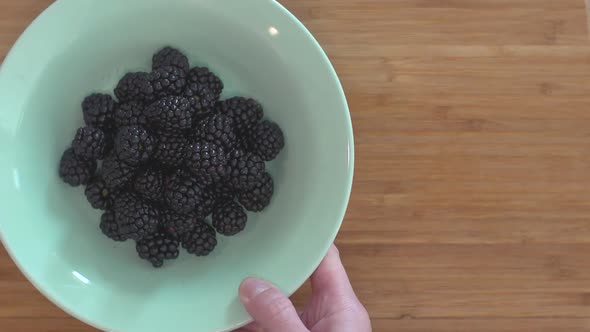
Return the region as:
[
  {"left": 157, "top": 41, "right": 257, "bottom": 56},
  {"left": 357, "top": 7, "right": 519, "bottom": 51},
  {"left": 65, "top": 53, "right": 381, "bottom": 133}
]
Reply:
[{"left": 3, "top": 0, "right": 590, "bottom": 331}]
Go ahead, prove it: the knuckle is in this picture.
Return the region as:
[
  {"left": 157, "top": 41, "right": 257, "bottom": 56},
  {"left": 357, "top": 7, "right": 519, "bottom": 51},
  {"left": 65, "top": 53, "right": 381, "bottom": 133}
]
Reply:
[{"left": 262, "top": 291, "right": 295, "bottom": 322}]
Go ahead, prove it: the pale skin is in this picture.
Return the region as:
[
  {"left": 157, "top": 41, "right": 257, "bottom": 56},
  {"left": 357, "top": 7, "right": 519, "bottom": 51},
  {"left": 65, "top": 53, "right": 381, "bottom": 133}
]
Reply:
[{"left": 234, "top": 245, "right": 372, "bottom": 332}]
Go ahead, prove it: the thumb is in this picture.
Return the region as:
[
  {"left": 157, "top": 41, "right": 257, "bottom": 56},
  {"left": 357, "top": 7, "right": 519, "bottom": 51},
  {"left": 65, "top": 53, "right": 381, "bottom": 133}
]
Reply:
[{"left": 239, "top": 278, "right": 308, "bottom": 332}]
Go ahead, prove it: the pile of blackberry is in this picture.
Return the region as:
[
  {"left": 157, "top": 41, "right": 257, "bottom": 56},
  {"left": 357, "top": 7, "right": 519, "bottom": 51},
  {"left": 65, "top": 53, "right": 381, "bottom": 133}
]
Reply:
[{"left": 58, "top": 47, "right": 284, "bottom": 268}]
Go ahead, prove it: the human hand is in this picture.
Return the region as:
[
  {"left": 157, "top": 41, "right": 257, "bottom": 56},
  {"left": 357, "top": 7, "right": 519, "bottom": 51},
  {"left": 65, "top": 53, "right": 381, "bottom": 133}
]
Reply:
[{"left": 234, "top": 245, "right": 372, "bottom": 332}]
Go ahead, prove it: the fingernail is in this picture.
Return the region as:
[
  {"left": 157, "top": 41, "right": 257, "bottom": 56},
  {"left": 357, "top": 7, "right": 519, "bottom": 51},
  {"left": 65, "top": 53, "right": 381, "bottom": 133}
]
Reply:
[{"left": 240, "top": 278, "right": 271, "bottom": 303}]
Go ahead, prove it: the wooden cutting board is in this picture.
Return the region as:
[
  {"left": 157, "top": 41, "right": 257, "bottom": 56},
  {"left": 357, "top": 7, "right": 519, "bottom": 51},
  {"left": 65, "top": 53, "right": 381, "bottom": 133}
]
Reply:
[{"left": 2, "top": 0, "right": 590, "bottom": 331}]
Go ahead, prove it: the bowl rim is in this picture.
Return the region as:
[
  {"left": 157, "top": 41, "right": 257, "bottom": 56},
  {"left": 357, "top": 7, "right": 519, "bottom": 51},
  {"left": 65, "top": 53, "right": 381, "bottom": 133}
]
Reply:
[{"left": 0, "top": 1, "right": 355, "bottom": 331}]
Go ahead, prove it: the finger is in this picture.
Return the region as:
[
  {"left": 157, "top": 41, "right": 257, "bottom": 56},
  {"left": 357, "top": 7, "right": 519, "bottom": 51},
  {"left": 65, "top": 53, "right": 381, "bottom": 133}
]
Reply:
[
  {"left": 239, "top": 278, "right": 309, "bottom": 332},
  {"left": 311, "top": 244, "right": 356, "bottom": 297},
  {"left": 233, "top": 322, "right": 263, "bottom": 332}
]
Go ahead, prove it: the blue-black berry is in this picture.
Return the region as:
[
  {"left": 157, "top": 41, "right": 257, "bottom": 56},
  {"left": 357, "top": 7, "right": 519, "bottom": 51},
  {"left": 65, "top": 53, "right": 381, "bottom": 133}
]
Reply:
[
  {"left": 217, "top": 97, "right": 263, "bottom": 134},
  {"left": 152, "top": 47, "right": 189, "bottom": 73},
  {"left": 226, "top": 150, "right": 265, "bottom": 190},
  {"left": 114, "top": 100, "right": 148, "bottom": 128},
  {"left": 184, "top": 141, "right": 227, "bottom": 185},
  {"left": 115, "top": 126, "right": 155, "bottom": 166},
  {"left": 82, "top": 94, "right": 115, "bottom": 131},
  {"left": 102, "top": 152, "right": 136, "bottom": 189},
  {"left": 246, "top": 120, "right": 285, "bottom": 161},
  {"left": 188, "top": 66, "right": 224, "bottom": 98},
  {"left": 114, "top": 193, "right": 159, "bottom": 241},
  {"left": 115, "top": 72, "right": 154, "bottom": 103},
  {"left": 197, "top": 113, "right": 237, "bottom": 151},
  {"left": 212, "top": 201, "right": 247, "bottom": 236},
  {"left": 146, "top": 96, "right": 192, "bottom": 132},
  {"left": 85, "top": 176, "right": 119, "bottom": 210},
  {"left": 164, "top": 171, "right": 206, "bottom": 214},
  {"left": 72, "top": 126, "right": 106, "bottom": 160},
  {"left": 148, "top": 66, "right": 187, "bottom": 98},
  {"left": 136, "top": 232, "right": 180, "bottom": 268},
  {"left": 134, "top": 167, "right": 165, "bottom": 203},
  {"left": 100, "top": 210, "right": 126, "bottom": 242},
  {"left": 238, "top": 172, "right": 274, "bottom": 212},
  {"left": 59, "top": 148, "right": 96, "bottom": 186},
  {"left": 181, "top": 221, "right": 217, "bottom": 256}
]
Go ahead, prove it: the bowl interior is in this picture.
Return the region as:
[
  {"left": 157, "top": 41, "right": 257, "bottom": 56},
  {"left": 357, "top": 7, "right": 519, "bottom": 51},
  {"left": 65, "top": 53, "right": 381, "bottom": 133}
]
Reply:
[{"left": 0, "top": 0, "right": 353, "bottom": 331}]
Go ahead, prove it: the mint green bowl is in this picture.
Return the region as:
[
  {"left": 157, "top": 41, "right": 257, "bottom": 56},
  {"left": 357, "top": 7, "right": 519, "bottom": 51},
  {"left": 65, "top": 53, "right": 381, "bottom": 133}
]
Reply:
[{"left": 0, "top": 0, "right": 353, "bottom": 331}]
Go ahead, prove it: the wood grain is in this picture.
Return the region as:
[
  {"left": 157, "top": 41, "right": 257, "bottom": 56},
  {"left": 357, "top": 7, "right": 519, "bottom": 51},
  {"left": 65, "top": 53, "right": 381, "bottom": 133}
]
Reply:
[{"left": 3, "top": 0, "right": 590, "bottom": 330}]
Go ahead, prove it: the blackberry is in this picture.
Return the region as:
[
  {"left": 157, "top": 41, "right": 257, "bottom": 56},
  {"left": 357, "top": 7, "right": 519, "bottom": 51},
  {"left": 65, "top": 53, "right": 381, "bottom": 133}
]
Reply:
[
  {"left": 196, "top": 188, "right": 215, "bottom": 219},
  {"left": 72, "top": 126, "right": 106, "bottom": 160},
  {"left": 181, "top": 221, "right": 217, "bottom": 256},
  {"left": 82, "top": 94, "right": 115, "bottom": 130},
  {"left": 114, "top": 193, "right": 159, "bottom": 241},
  {"left": 162, "top": 212, "right": 199, "bottom": 238},
  {"left": 115, "top": 126, "right": 154, "bottom": 166},
  {"left": 246, "top": 120, "right": 285, "bottom": 161},
  {"left": 146, "top": 96, "right": 192, "bottom": 132},
  {"left": 134, "top": 167, "right": 164, "bottom": 202},
  {"left": 184, "top": 141, "right": 227, "bottom": 185},
  {"left": 164, "top": 171, "right": 206, "bottom": 214},
  {"left": 100, "top": 210, "right": 126, "bottom": 242},
  {"left": 58, "top": 148, "right": 96, "bottom": 186},
  {"left": 183, "top": 83, "right": 216, "bottom": 117},
  {"left": 153, "top": 133, "right": 188, "bottom": 168},
  {"left": 102, "top": 152, "right": 136, "bottom": 189},
  {"left": 212, "top": 201, "right": 247, "bottom": 236},
  {"left": 197, "top": 114, "right": 237, "bottom": 151},
  {"left": 238, "top": 172, "right": 274, "bottom": 212},
  {"left": 217, "top": 97, "right": 263, "bottom": 134},
  {"left": 114, "top": 101, "right": 148, "bottom": 127},
  {"left": 152, "top": 47, "right": 190, "bottom": 73},
  {"left": 115, "top": 72, "right": 154, "bottom": 103},
  {"left": 207, "top": 182, "right": 236, "bottom": 203},
  {"left": 226, "top": 150, "right": 265, "bottom": 190},
  {"left": 188, "top": 67, "right": 224, "bottom": 98},
  {"left": 85, "top": 176, "right": 119, "bottom": 210},
  {"left": 148, "top": 66, "right": 187, "bottom": 98},
  {"left": 136, "top": 232, "right": 180, "bottom": 268}
]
